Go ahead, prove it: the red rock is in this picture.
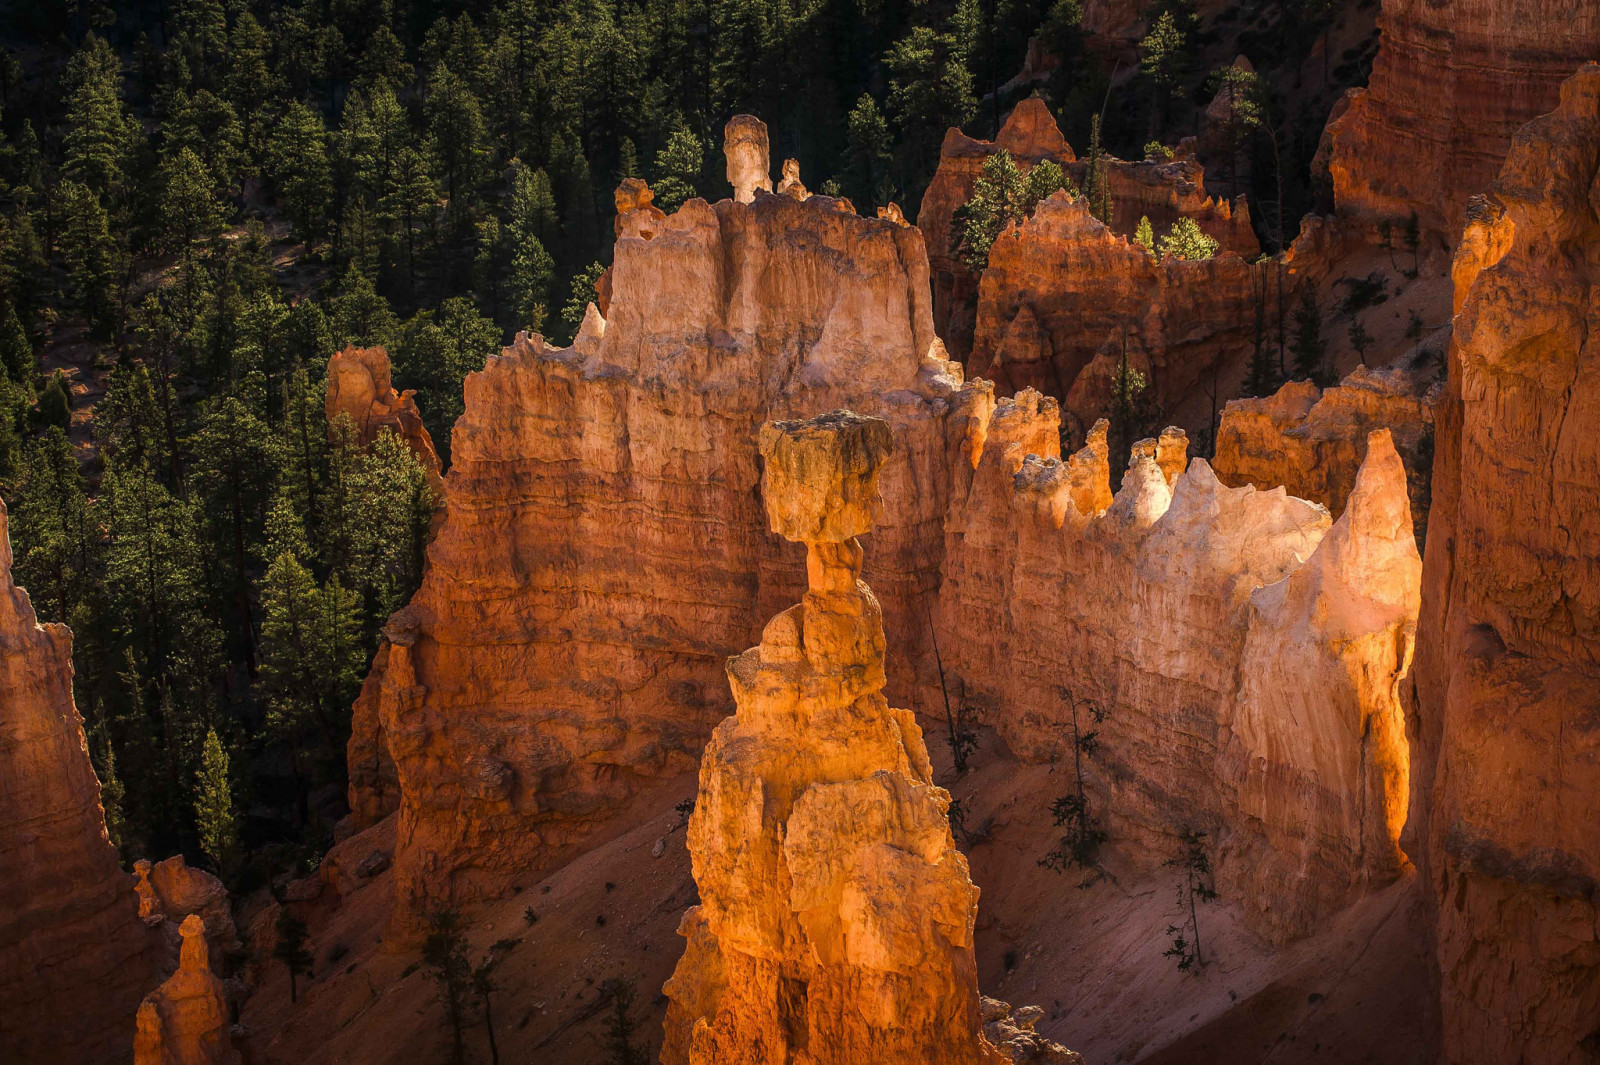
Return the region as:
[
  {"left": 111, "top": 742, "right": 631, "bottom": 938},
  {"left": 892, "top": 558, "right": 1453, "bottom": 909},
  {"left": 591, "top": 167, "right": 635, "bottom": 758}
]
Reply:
[
  {"left": 0, "top": 498, "right": 151, "bottom": 1065},
  {"left": 324, "top": 345, "right": 444, "bottom": 492},
  {"left": 1325, "top": 0, "right": 1600, "bottom": 243},
  {"left": 1411, "top": 65, "right": 1600, "bottom": 1065},
  {"left": 133, "top": 915, "right": 240, "bottom": 1065}
]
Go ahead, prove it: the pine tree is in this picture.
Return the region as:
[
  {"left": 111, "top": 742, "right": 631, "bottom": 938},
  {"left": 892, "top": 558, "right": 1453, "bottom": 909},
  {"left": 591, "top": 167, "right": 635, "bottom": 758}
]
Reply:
[
  {"left": 1158, "top": 217, "right": 1219, "bottom": 261},
  {"left": 1108, "top": 336, "right": 1153, "bottom": 477},
  {"left": 194, "top": 727, "right": 238, "bottom": 875},
  {"left": 845, "top": 95, "right": 894, "bottom": 208},
  {"left": 951, "top": 150, "right": 1072, "bottom": 272},
  {"left": 1084, "top": 114, "right": 1111, "bottom": 225},
  {"left": 0, "top": 304, "right": 31, "bottom": 383},
  {"left": 1289, "top": 287, "right": 1331, "bottom": 385},
  {"left": 8, "top": 427, "right": 94, "bottom": 623},
  {"left": 273, "top": 910, "right": 313, "bottom": 1003},
  {"left": 96, "top": 732, "right": 127, "bottom": 852},
  {"left": 156, "top": 146, "right": 224, "bottom": 263},
  {"left": 426, "top": 65, "right": 487, "bottom": 223},
  {"left": 558, "top": 263, "right": 607, "bottom": 339},
  {"left": 1139, "top": 10, "right": 1188, "bottom": 138},
  {"left": 651, "top": 129, "right": 703, "bottom": 213},
  {"left": 62, "top": 34, "right": 138, "bottom": 205},
  {"left": 1133, "top": 215, "right": 1155, "bottom": 251},
  {"left": 328, "top": 266, "right": 399, "bottom": 350},
  {"left": 57, "top": 180, "right": 127, "bottom": 336},
  {"left": 423, "top": 909, "right": 474, "bottom": 1065},
  {"left": 269, "top": 102, "right": 332, "bottom": 241}
]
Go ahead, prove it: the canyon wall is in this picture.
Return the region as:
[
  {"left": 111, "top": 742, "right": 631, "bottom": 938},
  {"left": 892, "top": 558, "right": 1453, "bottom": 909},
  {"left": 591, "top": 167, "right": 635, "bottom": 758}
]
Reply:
[
  {"left": 920, "top": 100, "right": 1257, "bottom": 363},
  {"left": 1411, "top": 65, "right": 1600, "bottom": 1064},
  {"left": 936, "top": 390, "right": 1420, "bottom": 943},
  {"left": 348, "top": 128, "right": 970, "bottom": 927},
  {"left": 0, "top": 498, "right": 151, "bottom": 1064},
  {"left": 662, "top": 410, "right": 1074, "bottom": 1065},
  {"left": 325, "top": 345, "right": 444, "bottom": 491},
  {"left": 1325, "top": 0, "right": 1600, "bottom": 243}
]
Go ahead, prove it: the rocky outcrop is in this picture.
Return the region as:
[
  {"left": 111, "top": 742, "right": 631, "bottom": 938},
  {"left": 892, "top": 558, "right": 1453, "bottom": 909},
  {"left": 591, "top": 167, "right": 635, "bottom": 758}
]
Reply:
[
  {"left": 1411, "top": 65, "right": 1600, "bottom": 1064},
  {"left": 324, "top": 345, "right": 444, "bottom": 490},
  {"left": 1213, "top": 364, "right": 1439, "bottom": 539},
  {"left": 966, "top": 191, "right": 1265, "bottom": 438},
  {"left": 134, "top": 856, "right": 237, "bottom": 971},
  {"left": 919, "top": 101, "right": 1257, "bottom": 361},
  {"left": 724, "top": 115, "right": 773, "bottom": 203},
  {"left": 133, "top": 915, "right": 239, "bottom": 1065},
  {"left": 0, "top": 497, "right": 151, "bottom": 1064},
  {"left": 1324, "top": 0, "right": 1600, "bottom": 243},
  {"left": 662, "top": 410, "right": 1075, "bottom": 1065},
  {"left": 936, "top": 390, "right": 1420, "bottom": 943},
  {"left": 348, "top": 119, "right": 967, "bottom": 927}
]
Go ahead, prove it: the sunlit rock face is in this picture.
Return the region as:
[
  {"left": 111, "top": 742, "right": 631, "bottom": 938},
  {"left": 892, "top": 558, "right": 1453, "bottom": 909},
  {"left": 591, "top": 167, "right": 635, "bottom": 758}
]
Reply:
[
  {"left": 1412, "top": 65, "right": 1600, "bottom": 1065},
  {"left": 661, "top": 410, "right": 1075, "bottom": 1065},
  {"left": 936, "top": 390, "right": 1421, "bottom": 943},
  {"left": 1325, "top": 0, "right": 1600, "bottom": 243},
  {"left": 346, "top": 117, "right": 969, "bottom": 929},
  {"left": 324, "top": 344, "right": 444, "bottom": 490},
  {"left": 0, "top": 498, "right": 151, "bottom": 1065},
  {"left": 133, "top": 915, "right": 239, "bottom": 1065},
  {"left": 918, "top": 99, "right": 1256, "bottom": 363},
  {"left": 966, "top": 192, "right": 1263, "bottom": 439},
  {"left": 1213, "top": 365, "right": 1438, "bottom": 538}
]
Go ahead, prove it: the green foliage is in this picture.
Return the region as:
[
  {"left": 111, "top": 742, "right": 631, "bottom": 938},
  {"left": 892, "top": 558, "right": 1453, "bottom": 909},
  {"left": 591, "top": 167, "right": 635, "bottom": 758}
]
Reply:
[
  {"left": 1289, "top": 287, "right": 1332, "bottom": 385},
  {"left": 1133, "top": 215, "right": 1155, "bottom": 251},
  {"left": 1158, "top": 217, "right": 1219, "bottom": 262},
  {"left": 0, "top": 304, "right": 33, "bottom": 383},
  {"left": 268, "top": 102, "right": 332, "bottom": 241},
  {"left": 395, "top": 297, "right": 501, "bottom": 458},
  {"left": 651, "top": 129, "right": 703, "bottom": 214},
  {"left": 559, "top": 262, "right": 608, "bottom": 340},
  {"left": 194, "top": 727, "right": 238, "bottom": 875},
  {"left": 951, "top": 150, "right": 1073, "bottom": 272},
  {"left": 96, "top": 733, "right": 127, "bottom": 852},
  {"left": 845, "top": 95, "right": 894, "bottom": 208},
  {"left": 1108, "top": 338, "right": 1155, "bottom": 472},
  {"left": 1143, "top": 141, "right": 1174, "bottom": 161},
  {"left": 1163, "top": 828, "right": 1218, "bottom": 972},
  {"left": 33, "top": 372, "right": 71, "bottom": 430},
  {"left": 273, "top": 909, "right": 313, "bottom": 1003}
]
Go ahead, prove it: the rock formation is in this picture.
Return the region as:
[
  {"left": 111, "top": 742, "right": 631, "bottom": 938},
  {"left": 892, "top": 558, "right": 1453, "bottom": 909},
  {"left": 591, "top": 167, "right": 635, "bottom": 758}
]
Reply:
[
  {"left": 0, "top": 497, "right": 151, "bottom": 1065},
  {"left": 134, "top": 856, "right": 238, "bottom": 971},
  {"left": 133, "top": 915, "right": 240, "bottom": 1065},
  {"left": 662, "top": 410, "right": 1074, "bottom": 1065},
  {"left": 1411, "top": 65, "right": 1600, "bottom": 1064},
  {"left": 936, "top": 389, "right": 1420, "bottom": 942},
  {"left": 776, "top": 158, "right": 809, "bottom": 200},
  {"left": 324, "top": 345, "right": 444, "bottom": 491},
  {"left": 919, "top": 100, "right": 1257, "bottom": 360},
  {"left": 724, "top": 115, "right": 773, "bottom": 203},
  {"left": 347, "top": 117, "right": 967, "bottom": 927},
  {"left": 1324, "top": 0, "right": 1600, "bottom": 242},
  {"left": 1213, "top": 364, "right": 1438, "bottom": 538},
  {"left": 965, "top": 190, "right": 1265, "bottom": 438}
]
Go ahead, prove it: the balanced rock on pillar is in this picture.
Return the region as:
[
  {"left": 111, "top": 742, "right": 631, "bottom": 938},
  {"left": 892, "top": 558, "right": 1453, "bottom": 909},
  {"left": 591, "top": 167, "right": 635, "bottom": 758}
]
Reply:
[
  {"left": 661, "top": 409, "right": 1076, "bottom": 1065},
  {"left": 723, "top": 115, "right": 772, "bottom": 203},
  {"left": 133, "top": 914, "right": 240, "bottom": 1065}
]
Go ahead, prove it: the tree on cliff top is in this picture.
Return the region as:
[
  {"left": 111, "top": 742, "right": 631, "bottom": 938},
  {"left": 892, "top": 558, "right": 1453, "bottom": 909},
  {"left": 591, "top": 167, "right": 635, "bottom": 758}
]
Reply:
[
  {"left": 951, "top": 150, "right": 1073, "bottom": 272},
  {"left": 1158, "top": 217, "right": 1219, "bottom": 261}
]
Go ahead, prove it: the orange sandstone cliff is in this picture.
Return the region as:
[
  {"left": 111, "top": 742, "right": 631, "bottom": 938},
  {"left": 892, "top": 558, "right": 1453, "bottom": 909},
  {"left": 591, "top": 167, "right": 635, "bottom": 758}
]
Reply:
[
  {"left": 661, "top": 410, "right": 1075, "bottom": 1065},
  {"left": 1325, "top": 0, "right": 1600, "bottom": 243},
  {"left": 346, "top": 124, "right": 968, "bottom": 928},
  {"left": 133, "top": 915, "right": 240, "bottom": 1065},
  {"left": 1411, "top": 65, "right": 1600, "bottom": 1065},
  {"left": 325, "top": 344, "right": 444, "bottom": 492},
  {"left": 0, "top": 497, "right": 151, "bottom": 1064}
]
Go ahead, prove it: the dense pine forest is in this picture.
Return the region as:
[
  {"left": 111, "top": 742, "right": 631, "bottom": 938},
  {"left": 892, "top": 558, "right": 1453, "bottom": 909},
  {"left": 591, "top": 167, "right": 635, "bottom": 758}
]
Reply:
[{"left": 0, "top": 0, "right": 1355, "bottom": 894}]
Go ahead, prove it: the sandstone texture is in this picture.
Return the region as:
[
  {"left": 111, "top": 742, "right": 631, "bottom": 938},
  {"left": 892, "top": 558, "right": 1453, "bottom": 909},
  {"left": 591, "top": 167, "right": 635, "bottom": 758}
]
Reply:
[
  {"left": 347, "top": 119, "right": 968, "bottom": 927},
  {"left": 134, "top": 856, "right": 238, "bottom": 971},
  {"left": 1325, "top": 0, "right": 1600, "bottom": 242},
  {"left": 1411, "top": 65, "right": 1600, "bottom": 1064},
  {"left": 0, "top": 497, "right": 151, "bottom": 1064},
  {"left": 133, "top": 915, "right": 240, "bottom": 1065},
  {"left": 325, "top": 345, "right": 444, "bottom": 490},
  {"left": 919, "top": 101, "right": 1256, "bottom": 362},
  {"left": 1213, "top": 364, "right": 1438, "bottom": 539},
  {"left": 936, "top": 390, "right": 1420, "bottom": 943},
  {"left": 966, "top": 190, "right": 1263, "bottom": 438},
  {"left": 662, "top": 410, "right": 1073, "bottom": 1065}
]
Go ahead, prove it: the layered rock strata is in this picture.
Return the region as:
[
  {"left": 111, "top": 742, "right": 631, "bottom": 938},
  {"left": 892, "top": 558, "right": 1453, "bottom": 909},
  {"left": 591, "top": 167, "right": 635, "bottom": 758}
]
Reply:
[
  {"left": 1213, "top": 364, "right": 1438, "bottom": 538},
  {"left": 919, "top": 101, "right": 1257, "bottom": 360},
  {"left": 324, "top": 345, "right": 444, "bottom": 490},
  {"left": 1325, "top": 0, "right": 1600, "bottom": 242},
  {"left": 0, "top": 497, "right": 151, "bottom": 1064},
  {"left": 936, "top": 389, "right": 1421, "bottom": 942},
  {"left": 1411, "top": 66, "right": 1600, "bottom": 1065},
  {"left": 662, "top": 410, "right": 1073, "bottom": 1065},
  {"left": 347, "top": 119, "right": 967, "bottom": 926},
  {"left": 966, "top": 191, "right": 1266, "bottom": 438},
  {"left": 133, "top": 915, "right": 239, "bottom": 1065}
]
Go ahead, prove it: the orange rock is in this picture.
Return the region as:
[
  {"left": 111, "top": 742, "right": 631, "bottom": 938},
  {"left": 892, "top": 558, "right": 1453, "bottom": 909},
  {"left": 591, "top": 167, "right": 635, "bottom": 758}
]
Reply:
[
  {"left": 723, "top": 115, "right": 772, "bottom": 203},
  {"left": 0, "top": 497, "right": 152, "bottom": 1065},
  {"left": 1213, "top": 364, "right": 1439, "bottom": 539},
  {"left": 324, "top": 345, "right": 444, "bottom": 492},
  {"left": 347, "top": 132, "right": 968, "bottom": 930},
  {"left": 936, "top": 389, "right": 1421, "bottom": 942},
  {"left": 133, "top": 915, "right": 239, "bottom": 1065},
  {"left": 661, "top": 410, "right": 1075, "bottom": 1065},
  {"left": 1411, "top": 65, "right": 1600, "bottom": 1065},
  {"left": 1325, "top": 0, "right": 1600, "bottom": 243}
]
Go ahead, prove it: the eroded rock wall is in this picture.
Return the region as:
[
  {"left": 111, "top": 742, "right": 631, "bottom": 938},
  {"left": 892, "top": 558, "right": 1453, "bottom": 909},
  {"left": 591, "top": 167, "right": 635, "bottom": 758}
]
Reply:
[
  {"left": 1325, "top": 0, "right": 1600, "bottom": 243},
  {"left": 0, "top": 498, "right": 151, "bottom": 1064},
  {"left": 325, "top": 345, "right": 444, "bottom": 491},
  {"left": 1412, "top": 65, "right": 1600, "bottom": 1064},
  {"left": 349, "top": 133, "right": 968, "bottom": 926},
  {"left": 936, "top": 390, "right": 1420, "bottom": 943},
  {"left": 133, "top": 915, "right": 239, "bottom": 1065}
]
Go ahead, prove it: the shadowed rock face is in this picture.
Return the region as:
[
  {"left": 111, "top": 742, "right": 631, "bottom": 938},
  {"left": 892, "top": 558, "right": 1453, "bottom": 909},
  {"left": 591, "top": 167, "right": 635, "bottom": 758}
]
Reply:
[
  {"left": 661, "top": 410, "right": 1075, "bottom": 1065},
  {"left": 0, "top": 498, "right": 151, "bottom": 1064},
  {"left": 1325, "top": 0, "right": 1600, "bottom": 243},
  {"left": 1412, "top": 64, "right": 1600, "bottom": 1065},
  {"left": 936, "top": 391, "right": 1421, "bottom": 944},
  {"left": 346, "top": 137, "right": 969, "bottom": 929}
]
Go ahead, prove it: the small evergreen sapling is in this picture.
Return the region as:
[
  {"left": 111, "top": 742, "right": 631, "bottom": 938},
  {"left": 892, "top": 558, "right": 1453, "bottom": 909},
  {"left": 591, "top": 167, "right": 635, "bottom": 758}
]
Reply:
[
  {"left": 273, "top": 909, "right": 313, "bottom": 1003},
  {"left": 1162, "top": 828, "right": 1218, "bottom": 972}
]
